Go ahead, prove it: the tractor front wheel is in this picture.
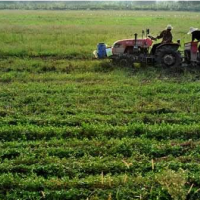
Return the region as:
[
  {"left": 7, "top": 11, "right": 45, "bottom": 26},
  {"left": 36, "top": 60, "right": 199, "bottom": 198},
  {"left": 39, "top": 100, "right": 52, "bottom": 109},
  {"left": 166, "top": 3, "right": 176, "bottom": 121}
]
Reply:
[
  {"left": 119, "top": 58, "right": 132, "bottom": 67},
  {"left": 112, "top": 55, "right": 133, "bottom": 68}
]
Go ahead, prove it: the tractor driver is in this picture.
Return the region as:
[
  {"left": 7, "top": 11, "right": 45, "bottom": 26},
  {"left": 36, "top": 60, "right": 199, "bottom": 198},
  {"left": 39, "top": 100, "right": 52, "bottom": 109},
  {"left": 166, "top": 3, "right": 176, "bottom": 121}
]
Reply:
[
  {"left": 187, "top": 27, "right": 200, "bottom": 52},
  {"left": 150, "top": 24, "right": 173, "bottom": 55}
]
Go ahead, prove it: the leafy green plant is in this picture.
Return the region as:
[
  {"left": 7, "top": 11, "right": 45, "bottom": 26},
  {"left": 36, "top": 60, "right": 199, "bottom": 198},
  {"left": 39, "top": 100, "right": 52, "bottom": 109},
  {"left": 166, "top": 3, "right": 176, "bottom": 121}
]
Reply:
[{"left": 156, "top": 169, "right": 188, "bottom": 200}]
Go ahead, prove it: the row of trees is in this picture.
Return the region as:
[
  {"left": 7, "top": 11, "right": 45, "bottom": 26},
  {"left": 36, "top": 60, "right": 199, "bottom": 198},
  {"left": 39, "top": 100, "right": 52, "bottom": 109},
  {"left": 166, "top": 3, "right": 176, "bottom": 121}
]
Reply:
[{"left": 0, "top": 1, "right": 200, "bottom": 11}]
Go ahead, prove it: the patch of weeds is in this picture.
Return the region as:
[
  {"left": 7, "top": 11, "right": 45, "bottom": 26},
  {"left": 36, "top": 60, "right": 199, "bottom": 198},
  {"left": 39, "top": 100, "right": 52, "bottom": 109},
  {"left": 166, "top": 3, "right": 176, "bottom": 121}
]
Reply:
[
  {"left": 94, "top": 61, "right": 115, "bottom": 73},
  {"left": 156, "top": 168, "right": 188, "bottom": 200}
]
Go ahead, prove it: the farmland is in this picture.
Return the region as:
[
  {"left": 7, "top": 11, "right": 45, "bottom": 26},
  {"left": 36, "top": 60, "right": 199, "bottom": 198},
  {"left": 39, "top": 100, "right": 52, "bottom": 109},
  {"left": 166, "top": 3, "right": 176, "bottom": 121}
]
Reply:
[{"left": 1, "top": 10, "right": 200, "bottom": 200}]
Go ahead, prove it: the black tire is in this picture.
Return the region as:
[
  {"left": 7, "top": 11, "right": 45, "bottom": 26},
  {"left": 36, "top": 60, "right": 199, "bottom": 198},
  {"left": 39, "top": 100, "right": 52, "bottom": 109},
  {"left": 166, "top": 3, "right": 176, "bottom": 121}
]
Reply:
[
  {"left": 119, "top": 58, "right": 132, "bottom": 67},
  {"left": 155, "top": 46, "right": 181, "bottom": 68},
  {"left": 184, "top": 50, "right": 191, "bottom": 64},
  {"left": 197, "top": 54, "right": 200, "bottom": 67},
  {"left": 113, "top": 55, "right": 133, "bottom": 68}
]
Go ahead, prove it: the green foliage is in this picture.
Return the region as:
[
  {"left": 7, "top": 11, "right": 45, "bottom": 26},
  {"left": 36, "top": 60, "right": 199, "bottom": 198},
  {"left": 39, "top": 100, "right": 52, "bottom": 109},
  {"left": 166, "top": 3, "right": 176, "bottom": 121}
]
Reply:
[
  {"left": 0, "top": 10, "right": 198, "bottom": 58},
  {"left": 0, "top": 10, "right": 200, "bottom": 200},
  {"left": 156, "top": 169, "right": 188, "bottom": 200}
]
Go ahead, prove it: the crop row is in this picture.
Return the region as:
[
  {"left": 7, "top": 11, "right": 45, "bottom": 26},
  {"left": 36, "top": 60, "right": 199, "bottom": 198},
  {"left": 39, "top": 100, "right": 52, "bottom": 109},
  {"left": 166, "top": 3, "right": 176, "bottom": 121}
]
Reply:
[
  {"left": 0, "top": 172, "right": 164, "bottom": 200},
  {"left": 1, "top": 122, "right": 200, "bottom": 141},
  {"left": 1, "top": 152, "right": 200, "bottom": 179},
  {"left": 1, "top": 137, "right": 200, "bottom": 159},
  {"left": 0, "top": 58, "right": 109, "bottom": 74},
  {"left": 1, "top": 169, "right": 200, "bottom": 200}
]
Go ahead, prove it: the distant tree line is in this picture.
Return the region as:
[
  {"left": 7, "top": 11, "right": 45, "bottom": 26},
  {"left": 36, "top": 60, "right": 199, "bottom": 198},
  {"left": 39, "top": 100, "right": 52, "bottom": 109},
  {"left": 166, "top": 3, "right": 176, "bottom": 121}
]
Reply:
[{"left": 0, "top": 1, "right": 200, "bottom": 11}]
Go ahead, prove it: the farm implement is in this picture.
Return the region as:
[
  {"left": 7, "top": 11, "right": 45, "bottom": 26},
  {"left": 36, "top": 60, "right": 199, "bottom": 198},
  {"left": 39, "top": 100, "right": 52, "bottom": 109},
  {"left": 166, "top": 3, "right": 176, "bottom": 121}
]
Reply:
[{"left": 93, "top": 29, "right": 200, "bottom": 68}]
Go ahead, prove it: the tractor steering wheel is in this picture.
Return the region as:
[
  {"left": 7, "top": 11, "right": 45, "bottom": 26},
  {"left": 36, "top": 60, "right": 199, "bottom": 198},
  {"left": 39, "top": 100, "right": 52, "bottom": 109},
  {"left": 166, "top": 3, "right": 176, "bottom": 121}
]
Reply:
[{"left": 148, "top": 35, "right": 157, "bottom": 41}]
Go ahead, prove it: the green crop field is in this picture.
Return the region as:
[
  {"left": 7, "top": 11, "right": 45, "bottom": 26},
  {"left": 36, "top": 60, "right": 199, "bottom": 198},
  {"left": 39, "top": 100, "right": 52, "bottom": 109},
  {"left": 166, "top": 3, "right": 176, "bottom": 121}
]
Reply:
[{"left": 1, "top": 10, "right": 200, "bottom": 200}]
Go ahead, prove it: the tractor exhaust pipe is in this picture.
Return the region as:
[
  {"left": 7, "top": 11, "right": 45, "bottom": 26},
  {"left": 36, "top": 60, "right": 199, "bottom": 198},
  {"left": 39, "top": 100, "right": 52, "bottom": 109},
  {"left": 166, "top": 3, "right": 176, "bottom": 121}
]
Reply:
[
  {"left": 134, "top": 33, "right": 138, "bottom": 48},
  {"left": 133, "top": 33, "right": 139, "bottom": 53}
]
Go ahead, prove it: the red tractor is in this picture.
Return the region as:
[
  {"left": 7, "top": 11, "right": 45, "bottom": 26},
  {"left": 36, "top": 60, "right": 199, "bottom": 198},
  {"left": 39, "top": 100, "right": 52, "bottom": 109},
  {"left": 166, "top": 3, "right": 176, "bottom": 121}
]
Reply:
[{"left": 94, "top": 29, "right": 182, "bottom": 68}]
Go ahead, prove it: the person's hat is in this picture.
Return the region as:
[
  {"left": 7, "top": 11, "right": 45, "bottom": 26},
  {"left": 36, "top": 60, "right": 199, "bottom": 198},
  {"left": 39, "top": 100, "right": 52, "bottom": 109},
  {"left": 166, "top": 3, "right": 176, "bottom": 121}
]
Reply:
[
  {"left": 187, "top": 27, "right": 198, "bottom": 34},
  {"left": 166, "top": 24, "right": 173, "bottom": 30}
]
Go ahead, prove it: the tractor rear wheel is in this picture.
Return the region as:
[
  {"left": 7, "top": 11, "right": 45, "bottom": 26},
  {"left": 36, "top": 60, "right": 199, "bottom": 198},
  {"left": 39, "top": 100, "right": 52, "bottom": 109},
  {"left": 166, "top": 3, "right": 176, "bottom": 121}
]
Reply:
[{"left": 155, "top": 46, "right": 181, "bottom": 68}]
